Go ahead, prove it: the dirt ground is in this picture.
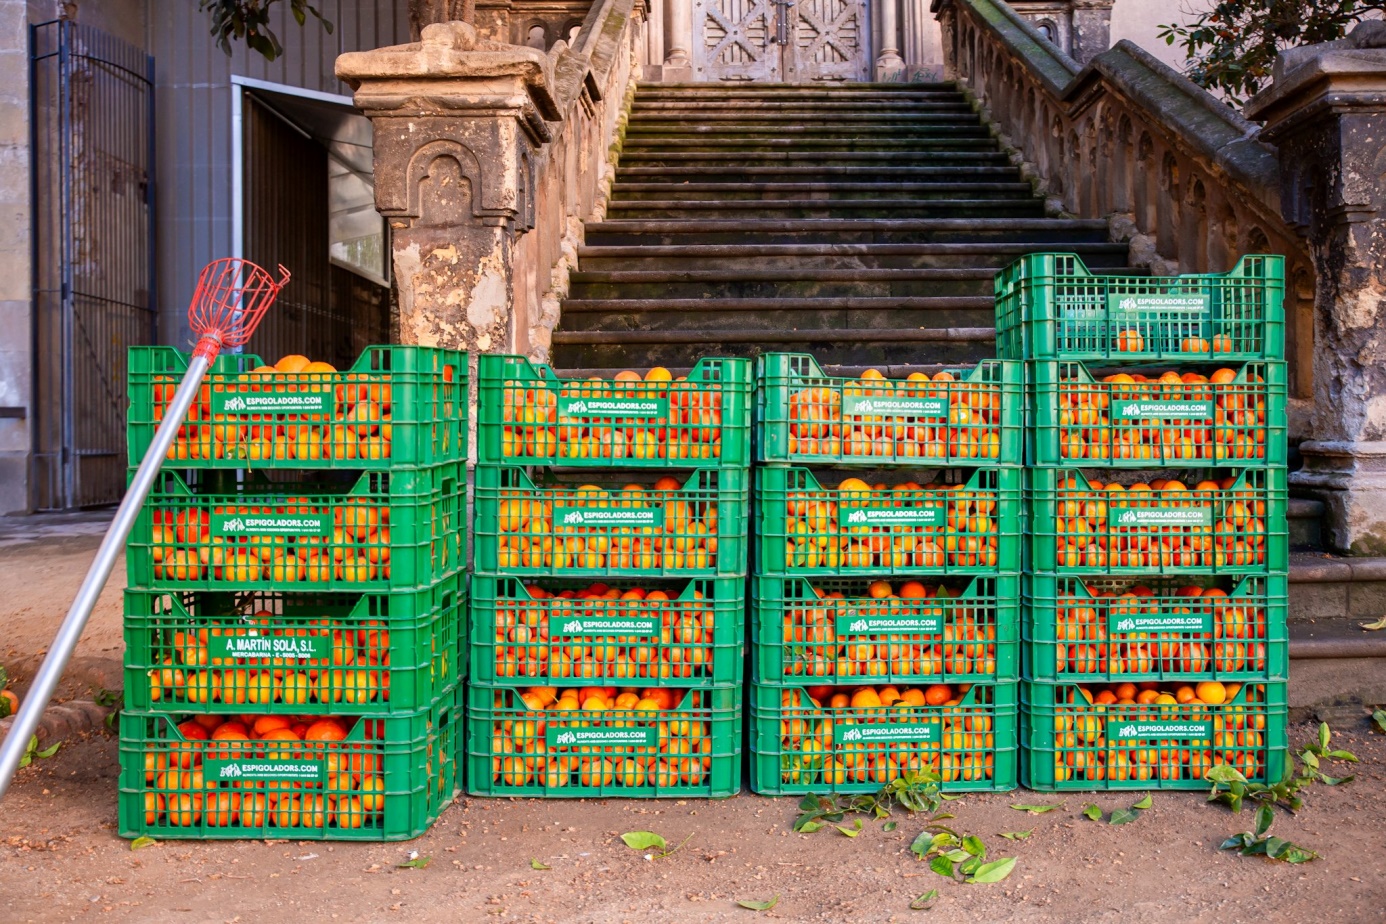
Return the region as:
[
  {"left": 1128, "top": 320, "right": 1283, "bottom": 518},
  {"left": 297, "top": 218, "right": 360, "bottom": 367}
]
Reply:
[
  {"left": 4, "top": 519, "right": 1386, "bottom": 923},
  {"left": 0, "top": 722, "right": 1381, "bottom": 924}
]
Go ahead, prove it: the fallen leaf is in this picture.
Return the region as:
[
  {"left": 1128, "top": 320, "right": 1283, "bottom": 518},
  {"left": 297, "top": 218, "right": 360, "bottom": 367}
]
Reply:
[
  {"left": 530, "top": 858, "right": 551, "bottom": 870},
  {"left": 129, "top": 836, "right": 156, "bottom": 851},
  {"left": 736, "top": 895, "right": 779, "bottom": 911}
]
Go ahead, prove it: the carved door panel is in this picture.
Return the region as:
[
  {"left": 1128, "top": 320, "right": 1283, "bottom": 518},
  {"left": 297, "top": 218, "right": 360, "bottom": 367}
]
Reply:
[
  {"left": 693, "top": 0, "right": 780, "bottom": 81},
  {"left": 693, "top": 0, "right": 870, "bottom": 82},
  {"left": 783, "top": 0, "right": 870, "bottom": 82}
]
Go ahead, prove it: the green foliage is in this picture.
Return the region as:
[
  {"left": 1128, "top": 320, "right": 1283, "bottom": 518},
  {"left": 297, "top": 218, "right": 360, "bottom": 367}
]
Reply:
[
  {"left": 793, "top": 770, "right": 950, "bottom": 834},
  {"left": 1159, "top": 1, "right": 1386, "bottom": 105},
  {"left": 199, "top": 1, "right": 334, "bottom": 62}
]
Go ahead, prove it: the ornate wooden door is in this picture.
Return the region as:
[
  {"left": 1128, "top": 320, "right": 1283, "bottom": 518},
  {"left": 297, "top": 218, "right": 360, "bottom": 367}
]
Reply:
[
  {"left": 693, "top": 0, "right": 869, "bottom": 82},
  {"left": 784, "top": 0, "right": 870, "bottom": 82}
]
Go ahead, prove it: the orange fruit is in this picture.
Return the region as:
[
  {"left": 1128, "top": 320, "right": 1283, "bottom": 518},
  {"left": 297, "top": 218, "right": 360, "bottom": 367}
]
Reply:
[
  {"left": 849, "top": 688, "right": 882, "bottom": 709},
  {"left": 1195, "top": 681, "right": 1227, "bottom": 705},
  {"left": 275, "top": 354, "right": 311, "bottom": 374},
  {"left": 304, "top": 719, "right": 348, "bottom": 742},
  {"left": 923, "top": 684, "right": 952, "bottom": 706},
  {"left": 867, "top": 581, "right": 893, "bottom": 599}
]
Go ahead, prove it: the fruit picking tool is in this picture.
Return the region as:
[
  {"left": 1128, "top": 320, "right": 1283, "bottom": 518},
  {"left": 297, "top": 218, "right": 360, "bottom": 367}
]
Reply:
[{"left": 0, "top": 259, "right": 289, "bottom": 799}]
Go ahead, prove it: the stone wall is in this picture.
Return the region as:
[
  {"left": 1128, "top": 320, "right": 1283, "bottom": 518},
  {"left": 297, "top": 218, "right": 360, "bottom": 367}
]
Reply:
[
  {"left": 933, "top": 0, "right": 1316, "bottom": 437},
  {"left": 0, "top": 0, "right": 32, "bottom": 513},
  {"left": 338, "top": 0, "right": 641, "bottom": 364}
]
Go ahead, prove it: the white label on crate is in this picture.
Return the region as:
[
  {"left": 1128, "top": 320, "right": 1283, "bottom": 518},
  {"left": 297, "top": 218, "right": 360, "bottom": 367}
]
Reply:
[
  {"left": 553, "top": 507, "right": 664, "bottom": 529},
  {"left": 546, "top": 726, "right": 658, "bottom": 748},
  {"left": 1106, "top": 720, "right": 1213, "bottom": 741},
  {"left": 1107, "top": 612, "right": 1214, "bottom": 635},
  {"left": 1111, "top": 400, "right": 1215, "bottom": 420},
  {"left": 833, "top": 720, "right": 941, "bottom": 745},
  {"left": 1108, "top": 293, "right": 1211, "bottom": 316},
  {"left": 209, "top": 633, "right": 331, "bottom": 661},
  {"left": 835, "top": 611, "right": 945, "bottom": 635},
  {"left": 211, "top": 513, "right": 331, "bottom": 537},
  {"left": 841, "top": 395, "right": 948, "bottom": 417},
  {"left": 558, "top": 396, "right": 667, "bottom": 418},
  {"left": 550, "top": 616, "right": 660, "bottom": 637},
  {"left": 211, "top": 391, "right": 332, "bottom": 415},
  {"left": 202, "top": 758, "right": 326, "bottom": 783},
  {"left": 1108, "top": 507, "right": 1213, "bottom": 528},
  {"left": 839, "top": 505, "right": 944, "bottom": 528}
]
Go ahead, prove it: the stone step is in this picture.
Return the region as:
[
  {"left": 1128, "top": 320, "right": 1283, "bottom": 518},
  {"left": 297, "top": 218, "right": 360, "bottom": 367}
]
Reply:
[
  {"left": 573, "top": 241, "right": 1132, "bottom": 272},
  {"left": 1290, "top": 496, "right": 1326, "bottom": 549},
  {"left": 615, "top": 165, "right": 1026, "bottom": 183},
  {"left": 618, "top": 150, "right": 1014, "bottom": 166},
  {"left": 581, "top": 217, "right": 1112, "bottom": 247},
  {"left": 625, "top": 122, "right": 991, "bottom": 136},
  {"left": 622, "top": 137, "right": 1001, "bottom": 153},
  {"left": 610, "top": 182, "right": 1037, "bottom": 202},
  {"left": 628, "top": 106, "right": 978, "bottom": 119},
  {"left": 1290, "top": 553, "right": 1386, "bottom": 622},
  {"left": 558, "top": 296, "right": 995, "bottom": 335},
  {"left": 567, "top": 266, "right": 998, "bottom": 300},
  {"left": 602, "top": 199, "right": 1048, "bottom": 220},
  {"left": 636, "top": 82, "right": 959, "bottom": 97}
]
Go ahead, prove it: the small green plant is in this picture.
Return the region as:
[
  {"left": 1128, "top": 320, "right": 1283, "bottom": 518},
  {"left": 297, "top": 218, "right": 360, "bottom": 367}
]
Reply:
[
  {"left": 18, "top": 736, "right": 60, "bottom": 769},
  {"left": 793, "top": 770, "right": 958, "bottom": 835},
  {"left": 95, "top": 688, "right": 123, "bottom": 732},
  {"left": 1207, "top": 723, "right": 1357, "bottom": 862}
]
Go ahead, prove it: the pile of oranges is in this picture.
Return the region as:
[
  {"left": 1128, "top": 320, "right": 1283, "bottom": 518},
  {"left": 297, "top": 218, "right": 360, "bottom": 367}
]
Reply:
[
  {"left": 1047, "top": 680, "right": 1268, "bottom": 783},
  {"left": 140, "top": 714, "right": 392, "bottom": 829},
  {"left": 775, "top": 683, "right": 997, "bottom": 785},
  {"left": 158, "top": 354, "right": 444, "bottom": 463},
  {"left": 1053, "top": 366, "right": 1269, "bottom": 462},
  {"left": 493, "top": 478, "right": 722, "bottom": 571},
  {"left": 782, "top": 477, "right": 1002, "bottom": 570},
  {"left": 786, "top": 368, "right": 1005, "bottom": 460},
  {"left": 1052, "top": 475, "right": 1268, "bottom": 569},
  {"left": 488, "top": 583, "right": 718, "bottom": 680},
  {"left": 149, "top": 499, "right": 393, "bottom": 584},
  {"left": 1052, "top": 583, "right": 1269, "bottom": 676},
  {"left": 499, "top": 368, "right": 727, "bottom": 461},
  {"left": 143, "top": 611, "right": 434, "bottom": 707},
  {"left": 1114, "top": 330, "right": 1236, "bottom": 353},
  {"left": 780, "top": 579, "right": 1000, "bottom": 678},
  {"left": 488, "top": 686, "right": 715, "bottom": 789}
]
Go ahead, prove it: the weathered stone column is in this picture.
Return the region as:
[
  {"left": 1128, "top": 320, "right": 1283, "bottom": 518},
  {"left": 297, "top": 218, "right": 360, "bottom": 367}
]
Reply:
[
  {"left": 875, "top": 0, "right": 906, "bottom": 78},
  {"left": 336, "top": 23, "right": 559, "bottom": 353},
  {"left": 664, "top": 0, "right": 693, "bottom": 72},
  {"left": 1247, "top": 25, "right": 1386, "bottom": 553},
  {"left": 1068, "top": 0, "right": 1112, "bottom": 65}
]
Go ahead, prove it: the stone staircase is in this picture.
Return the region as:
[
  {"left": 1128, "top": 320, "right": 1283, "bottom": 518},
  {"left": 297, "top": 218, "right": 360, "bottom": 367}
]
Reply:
[
  {"left": 550, "top": 80, "right": 1386, "bottom": 722},
  {"left": 553, "top": 82, "right": 1128, "bottom": 373}
]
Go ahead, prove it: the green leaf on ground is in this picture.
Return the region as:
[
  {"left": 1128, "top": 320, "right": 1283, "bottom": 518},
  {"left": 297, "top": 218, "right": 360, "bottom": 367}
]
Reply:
[
  {"left": 999, "top": 830, "right": 1032, "bottom": 841},
  {"left": 530, "top": 858, "right": 551, "bottom": 870},
  {"left": 909, "top": 889, "right": 938, "bottom": 910},
  {"left": 966, "top": 857, "right": 1016, "bottom": 883},
  {"left": 1010, "top": 803, "right": 1061, "bottom": 814},
  {"left": 129, "top": 836, "right": 156, "bottom": 851},
  {"left": 397, "top": 856, "right": 431, "bottom": 869},
  {"left": 621, "top": 832, "right": 667, "bottom": 852},
  {"left": 736, "top": 896, "right": 779, "bottom": 911},
  {"left": 1109, "top": 809, "right": 1139, "bottom": 826},
  {"left": 1081, "top": 804, "right": 1102, "bottom": 821},
  {"left": 1132, "top": 793, "right": 1153, "bottom": 810}
]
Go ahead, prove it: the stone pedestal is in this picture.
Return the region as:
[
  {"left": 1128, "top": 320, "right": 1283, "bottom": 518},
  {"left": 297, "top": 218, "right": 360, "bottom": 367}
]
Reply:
[
  {"left": 336, "top": 23, "right": 559, "bottom": 353},
  {"left": 1247, "top": 30, "right": 1386, "bottom": 553}
]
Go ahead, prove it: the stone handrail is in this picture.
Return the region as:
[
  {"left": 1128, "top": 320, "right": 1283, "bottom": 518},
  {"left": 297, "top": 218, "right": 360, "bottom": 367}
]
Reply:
[
  {"left": 337, "top": 0, "right": 642, "bottom": 360},
  {"left": 932, "top": 0, "right": 1315, "bottom": 419}
]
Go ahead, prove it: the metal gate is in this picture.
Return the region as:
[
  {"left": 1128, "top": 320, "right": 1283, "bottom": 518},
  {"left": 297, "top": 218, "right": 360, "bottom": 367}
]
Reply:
[
  {"left": 692, "top": 0, "right": 870, "bottom": 82},
  {"left": 31, "top": 21, "right": 156, "bottom": 510}
]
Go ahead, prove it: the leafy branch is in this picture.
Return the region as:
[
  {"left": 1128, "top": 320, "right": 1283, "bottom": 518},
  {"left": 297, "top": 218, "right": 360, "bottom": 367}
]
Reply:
[
  {"left": 198, "top": 1, "right": 334, "bottom": 62},
  {"left": 793, "top": 770, "right": 957, "bottom": 835}
]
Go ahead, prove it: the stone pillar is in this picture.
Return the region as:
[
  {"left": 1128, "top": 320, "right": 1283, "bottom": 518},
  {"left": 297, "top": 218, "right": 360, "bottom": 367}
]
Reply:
[
  {"left": 664, "top": 0, "right": 693, "bottom": 76},
  {"left": 1068, "top": 0, "right": 1112, "bottom": 65},
  {"left": 336, "top": 23, "right": 559, "bottom": 353},
  {"left": 1246, "top": 24, "right": 1386, "bottom": 554},
  {"left": 875, "top": 0, "right": 906, "bottom": 78}
]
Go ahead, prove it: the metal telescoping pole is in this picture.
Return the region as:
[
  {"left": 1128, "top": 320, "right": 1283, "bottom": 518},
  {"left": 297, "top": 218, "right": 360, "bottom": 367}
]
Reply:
[{"left": 0, "top": 349, "right": 214, "bottom": 800}]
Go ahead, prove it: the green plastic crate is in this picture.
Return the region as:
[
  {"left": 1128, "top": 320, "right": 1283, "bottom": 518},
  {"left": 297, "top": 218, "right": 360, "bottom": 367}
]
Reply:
[
  {"left": 476, "top": 354, "right": 751, "bottom": 468},
  {"left": 754, "top": 466, "right": 1022, "bottom": 577},
  {"left": 1029, "top": 360, "right": 1286, "bottom": 467},
  {"left": 469, "top": 575, "right": 744, "bottom": 686},
  {"left": 123, "top": 575, "right": 465, "bottom": 714},
  {"left": 1026, "top": 467, "right": 1287, "bottom": 576},
  {"left": 751, "top": 575, "right": 1019, "bottom": 685},
  {"left": 994, "top": 253, "right": 1285, "bottom": 362},
  {"left": 472, "top": 466, "right": 748, "bottom": 578},
  {"left": 1020, "top": 680, "right": 1287, "bottom": 790},
  {"left": 748, "top": 682, "right": 1018, "bottom": 795},
  {"left": 127, "top": 345, "right": 466, "bottom": 470},
  {"left": 126, "top": 464, "right": 464, "bottom": 592},
  {"left": 1022, "top": 574, "right": 1287, "bottom": 683},
  {"left": 116, "top": 687, "right": 459, "bottom": 840},
  {"left": 756, "top": 353, "right": 1023, "bottom": 466},
  {"left": 465, "top": 683, "right": 742, "bottom": 798}
]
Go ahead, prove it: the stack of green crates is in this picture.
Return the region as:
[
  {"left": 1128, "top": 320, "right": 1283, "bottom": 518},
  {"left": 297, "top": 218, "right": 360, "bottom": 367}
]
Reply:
[
  {"left": 117, "top": 345, "right": 467, "bottom": 840},
  {"left": 749, "top": 353, "right": 1024, "bottom": 794},
  {"left": 467, "top": 354, "right": 751, "bottom": 797},
  {"left": 995, "top": 253, "right": 1290, "bottom": 790}
]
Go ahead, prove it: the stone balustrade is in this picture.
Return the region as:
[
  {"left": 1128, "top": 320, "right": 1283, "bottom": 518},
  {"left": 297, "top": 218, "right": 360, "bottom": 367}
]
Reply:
[
  {"left": 336, "top": 0, "right": 642, "bottom": 359},
  {"left": 932, "top": 0, "right": 1315, "bottom": 429}
]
